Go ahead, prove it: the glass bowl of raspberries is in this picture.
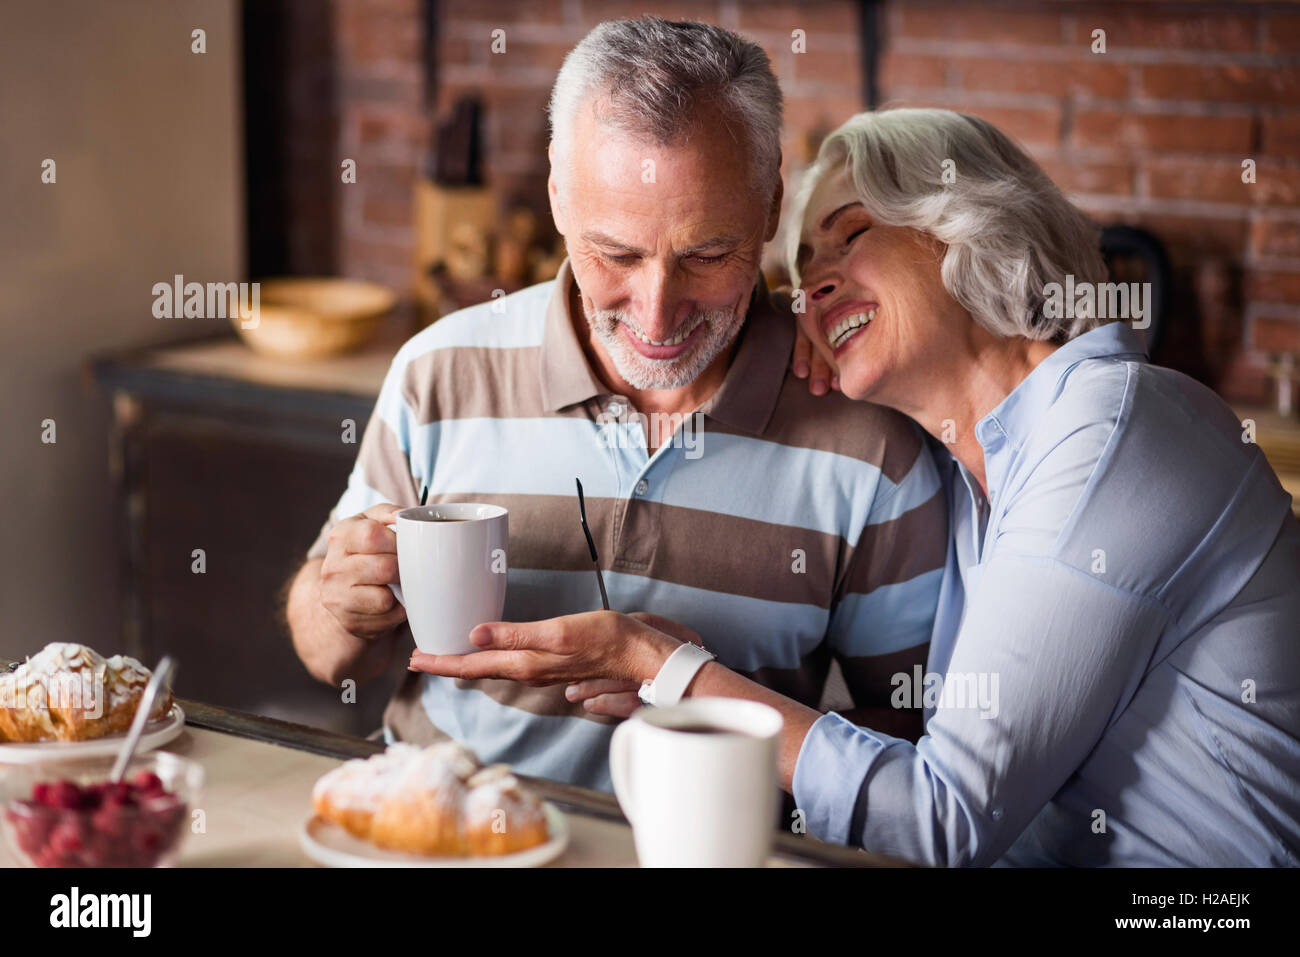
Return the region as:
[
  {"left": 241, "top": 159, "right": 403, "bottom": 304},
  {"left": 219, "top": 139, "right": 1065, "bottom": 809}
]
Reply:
[{"left": 1, "top": 752, "right": 202, "bottom": 867}]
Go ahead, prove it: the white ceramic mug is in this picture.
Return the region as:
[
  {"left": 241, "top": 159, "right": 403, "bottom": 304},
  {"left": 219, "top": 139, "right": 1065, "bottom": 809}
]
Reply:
[
  {"left": 386, "top": 503, "right": 508, "bottom": 655},
  {"left": 609, "top": 697, "right": 784, "bottom": 867}
]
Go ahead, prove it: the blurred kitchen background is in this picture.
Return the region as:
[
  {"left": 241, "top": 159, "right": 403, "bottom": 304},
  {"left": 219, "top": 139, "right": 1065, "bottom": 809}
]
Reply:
[{"left": 2, "top": 0, "right": 1297, "bottom": 736}]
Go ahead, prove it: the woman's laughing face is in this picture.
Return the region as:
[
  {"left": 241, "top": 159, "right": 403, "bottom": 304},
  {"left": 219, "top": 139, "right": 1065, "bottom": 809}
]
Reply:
[{"left": 794, "top": 165, "right": 958, "bottom": 406}]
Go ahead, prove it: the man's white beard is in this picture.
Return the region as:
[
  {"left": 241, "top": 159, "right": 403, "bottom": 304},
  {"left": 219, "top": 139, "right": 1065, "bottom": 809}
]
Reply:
[{"left": 586, "top": 302, "right": 746, "bottom": 391}]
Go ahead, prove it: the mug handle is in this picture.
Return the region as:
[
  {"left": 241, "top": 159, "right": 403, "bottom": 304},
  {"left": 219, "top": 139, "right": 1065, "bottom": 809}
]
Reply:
[
  {"left": 385, "top": 521, "right": 405, "bottom": 607},
  {"left": 609, "top": 719, "right": 639, "bottom": 826}
]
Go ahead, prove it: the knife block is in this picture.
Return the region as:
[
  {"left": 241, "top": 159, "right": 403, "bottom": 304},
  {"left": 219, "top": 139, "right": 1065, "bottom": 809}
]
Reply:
[{"left": 413, "top": 178, "right": 497, "bottom": 326}]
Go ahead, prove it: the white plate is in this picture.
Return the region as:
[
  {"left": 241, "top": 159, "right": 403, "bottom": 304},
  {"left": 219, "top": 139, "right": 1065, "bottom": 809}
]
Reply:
[
  {"left": 299, "top": 802, "right": 569, "bottom": 868},
  {"left": 0, "top": 705, "right": 186, "bottom": 764}
]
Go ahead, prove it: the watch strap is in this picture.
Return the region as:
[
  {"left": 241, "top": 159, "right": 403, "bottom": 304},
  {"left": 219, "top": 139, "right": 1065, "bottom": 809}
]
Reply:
[{"left": 639, "top": 642, "right": 716, "bottom": 708}]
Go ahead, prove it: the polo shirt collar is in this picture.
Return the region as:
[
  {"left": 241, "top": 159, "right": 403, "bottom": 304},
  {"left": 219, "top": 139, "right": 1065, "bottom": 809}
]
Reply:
[
  {"left": 539, "top": 259, "right": 609, "bottom": 412},
  {"left": 978, "top": 321, "right": 1149, "bottom": 456},
  {"left": 539, "top": 258, "right": 793, "bottom": 435},
  {"left": 698, "top": 277, "right": 793, "bottom": 435}
]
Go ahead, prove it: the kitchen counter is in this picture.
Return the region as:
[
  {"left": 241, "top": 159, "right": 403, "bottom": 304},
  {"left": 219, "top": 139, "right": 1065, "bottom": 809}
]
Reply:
[
  {"left": 1235, "top": 405, "right": 1300, "bottom": 514},
  {"left": 0, "top": 697, "right": 907, "bottom": 869}
]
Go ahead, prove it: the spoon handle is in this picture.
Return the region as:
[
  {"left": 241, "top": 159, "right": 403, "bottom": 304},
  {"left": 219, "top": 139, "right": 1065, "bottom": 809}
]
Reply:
[{"left": 109, "top": 656, "right": 176, "bottom": 784}]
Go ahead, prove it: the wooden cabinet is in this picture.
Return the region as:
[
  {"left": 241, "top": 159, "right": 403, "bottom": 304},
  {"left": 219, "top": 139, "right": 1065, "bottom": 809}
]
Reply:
[{"left": 92, "top": 326, "right": 417, "bottom": 737}]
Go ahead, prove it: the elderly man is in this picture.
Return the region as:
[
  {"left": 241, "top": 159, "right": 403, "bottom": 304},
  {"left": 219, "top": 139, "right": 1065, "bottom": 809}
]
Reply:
[{"left": 286, "top": 17, "right": 946, "bottom": 791}]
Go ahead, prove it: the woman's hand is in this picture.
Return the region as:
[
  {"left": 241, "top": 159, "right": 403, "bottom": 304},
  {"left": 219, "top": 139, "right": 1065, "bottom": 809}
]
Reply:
[
  {"left": 560, "top": 612, "right": 706, "bottom": 718},
  {"left": 407, "top": 610, "right": 695, "bottom": 698},
  {"left": 792, "top": 323, "right": 839, "bottom": 395}
]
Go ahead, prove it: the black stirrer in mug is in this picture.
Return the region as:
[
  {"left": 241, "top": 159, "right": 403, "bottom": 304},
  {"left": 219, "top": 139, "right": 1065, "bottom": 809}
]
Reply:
[
  {"left": 388, "top": 485, "right": 429, "bottom": 541},
  {"left": 575, "top": 478, "right": 610, "bottom": 611}
]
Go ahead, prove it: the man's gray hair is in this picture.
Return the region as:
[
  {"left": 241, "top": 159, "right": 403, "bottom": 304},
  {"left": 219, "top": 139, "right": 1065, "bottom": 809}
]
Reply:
[
  {"left": 788, "top": 108, "right": 1110, "bottom": 342},
  {"left": 548, "top": 17, "right": 783, "bottom": 199}
]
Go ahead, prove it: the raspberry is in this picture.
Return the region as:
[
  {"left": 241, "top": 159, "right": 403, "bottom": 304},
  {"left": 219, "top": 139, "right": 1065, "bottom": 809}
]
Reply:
[
  {"left": 103, "top": 782, "right": 134, "bottom": 807},
  {"left": 48, "top": 819, "right": 84, "bottom": 855},
  {"left": 46, "top": 780, "right": 83, "bottom": 811},
  {"left": 91, "top": 804, "right": 126, "bottom": 839},
  {"left": 130, "top": 771, "right": 164, "bottom": 794}
]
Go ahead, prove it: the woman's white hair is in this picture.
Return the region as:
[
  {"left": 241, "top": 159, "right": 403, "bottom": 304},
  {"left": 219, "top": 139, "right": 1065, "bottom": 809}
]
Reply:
[
  {"left": 548, "top": 17, "right": 782, "bottom": 200},
  {"left": 787, "top": 108, "right": 1109, "bottom": 342}
]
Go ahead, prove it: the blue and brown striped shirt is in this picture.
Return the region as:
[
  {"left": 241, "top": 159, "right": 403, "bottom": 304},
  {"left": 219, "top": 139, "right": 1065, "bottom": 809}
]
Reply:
[{"left": 307, "top": 260, "right": 947, "bottom": 791}]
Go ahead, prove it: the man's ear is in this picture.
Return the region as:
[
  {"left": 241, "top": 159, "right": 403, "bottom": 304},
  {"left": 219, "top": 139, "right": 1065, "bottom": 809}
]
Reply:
[
  {"left": 547, "top": 142, "right": 567, "bottom": 237},
  {"left": 763, "top": 165, "right": 784, "bottom": 243}
]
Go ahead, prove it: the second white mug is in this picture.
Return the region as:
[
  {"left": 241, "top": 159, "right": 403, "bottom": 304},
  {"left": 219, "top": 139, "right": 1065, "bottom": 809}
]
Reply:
[{"left": 609, "top": 696, "right": 784, "bottom": 867}]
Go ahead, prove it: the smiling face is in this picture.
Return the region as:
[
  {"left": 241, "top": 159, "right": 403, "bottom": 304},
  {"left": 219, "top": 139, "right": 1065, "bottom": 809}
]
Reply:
[
  {"left": 550, "top": 101, "right": 780, "bottom": 393},
  {"left": 795, "top": 165, "right": 964, "bottom": 406}
]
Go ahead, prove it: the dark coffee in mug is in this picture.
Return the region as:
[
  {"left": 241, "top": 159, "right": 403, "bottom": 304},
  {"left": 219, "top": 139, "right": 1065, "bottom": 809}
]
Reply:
[{"left": 671, "top": 723, "right": 751, "bottom": 736}]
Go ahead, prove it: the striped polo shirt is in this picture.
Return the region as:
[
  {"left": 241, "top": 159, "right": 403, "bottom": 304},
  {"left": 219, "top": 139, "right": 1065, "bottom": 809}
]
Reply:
[{"left": 306, "top": 260, "right": 947, "bottom": 791}]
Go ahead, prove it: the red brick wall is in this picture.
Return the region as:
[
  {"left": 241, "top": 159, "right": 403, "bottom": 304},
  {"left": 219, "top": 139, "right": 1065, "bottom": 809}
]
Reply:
[
  {"left": 877, "top": 0, "right": 1300, "bottom": 403},
  {"left": 434, "top": 0, "right": 864, "bottom": 246},
  {"left": 325, "top": 0, "right": 1300, "bottom": 404},
  {"left": 333, "top": 0, "right": 430, "bottom": 295}
]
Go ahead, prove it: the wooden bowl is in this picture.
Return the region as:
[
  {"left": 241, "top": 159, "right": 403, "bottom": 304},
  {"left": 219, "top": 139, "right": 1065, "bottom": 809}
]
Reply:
[{"left": 230, "top": 278, "right": 396, "bottom": 360}]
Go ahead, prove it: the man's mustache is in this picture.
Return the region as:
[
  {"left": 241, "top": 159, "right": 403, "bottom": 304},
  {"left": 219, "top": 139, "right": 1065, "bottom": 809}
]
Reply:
[{"left": 590, "top": 308, "right": 722, "bottom": 344}]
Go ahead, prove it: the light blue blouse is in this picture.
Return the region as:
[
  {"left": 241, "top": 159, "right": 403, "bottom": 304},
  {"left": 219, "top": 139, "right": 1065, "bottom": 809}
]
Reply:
[{"left": 793, "top": 321, "right": 1300, "bottom": 866}]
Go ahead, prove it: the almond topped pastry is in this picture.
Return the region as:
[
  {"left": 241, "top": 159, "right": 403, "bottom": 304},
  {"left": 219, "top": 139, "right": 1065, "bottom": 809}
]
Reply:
[
  {"left": 311, "top": 742, "right": 550, "bottom": 857},
  {"left": 0, "top": 643, "right": 173, "bottom": 743}
]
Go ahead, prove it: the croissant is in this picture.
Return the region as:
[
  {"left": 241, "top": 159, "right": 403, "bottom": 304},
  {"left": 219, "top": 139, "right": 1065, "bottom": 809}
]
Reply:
[{"left": 312, "top": 742, "right": 549, "bottom": 856}]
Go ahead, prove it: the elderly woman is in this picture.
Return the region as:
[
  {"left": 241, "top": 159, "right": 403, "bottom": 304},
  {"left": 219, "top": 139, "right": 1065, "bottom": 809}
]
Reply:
[{"left": 410, "top": 109, "right": 1300, "bottom": 867}]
